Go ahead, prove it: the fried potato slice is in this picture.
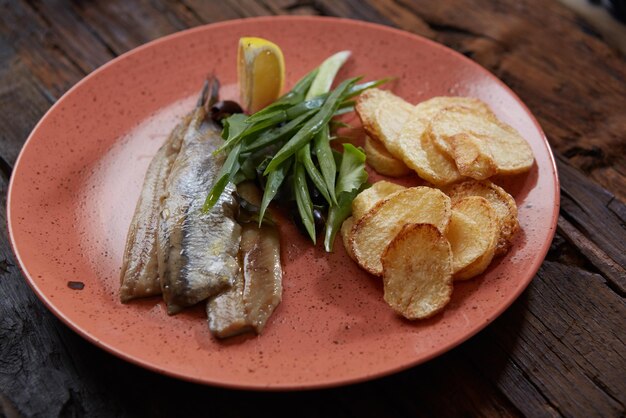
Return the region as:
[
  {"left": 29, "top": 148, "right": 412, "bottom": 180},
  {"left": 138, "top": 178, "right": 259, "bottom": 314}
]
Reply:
[
  {"left": 395, "top": 97, "right": 493, "bottom": 185},
  {"left": 355, "top": 89, "right": 381, "bottom": 138},
  {"left": 444, "top": 180, "right": 518, "bottom": 256},
  {"left": 351, "top": 187, "right": 451, "bottom": 276},
  {"left": 351, "top": 180, "right": 406, "bottom": 220},
  {"left": 446, "top": 196, "right": 498, "bottom": 280},
  {"left": 341, "top": 216, "right": 357, "bottom": 262},
  {"left": 428, "top": 106, "right": 534, "bottom": 175},
  {"left": 446, "top": 211, "right": 483, "bottom": 273},
  {"left": 446, "top": 133, "right": 497, "bottom": 180},
  {"left": 364, "top": 136, "right": 411, "bottom": 177},
  {"left": 382, "top": 223, "right": 453, "bottom": 319},
  {"left": 355, "top": 88, "right": 414, "bottom": 156},
  {"left": 375, "top": 97, "right": 416, "bottom": 155}
]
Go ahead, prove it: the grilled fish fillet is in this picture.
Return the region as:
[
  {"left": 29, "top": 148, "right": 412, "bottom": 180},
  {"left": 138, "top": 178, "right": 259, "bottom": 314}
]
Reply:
[
  {"left": 207, "top": 267, "right": 252, "bottom": 338},
  {"left": 119, "top": 115, "right": 190, "bottom": 302},
  {"left": 207, "top": 182, "right": 282, "bottom": 337},
  {"left": 241, "top": 222, "right": 282, "bottom": 333},
  {"left": 158, "top": 81, "right": 241, "bottom": 315}
]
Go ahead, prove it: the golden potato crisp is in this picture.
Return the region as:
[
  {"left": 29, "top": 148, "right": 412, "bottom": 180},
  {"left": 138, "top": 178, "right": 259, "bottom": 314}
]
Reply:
[
  {"left": 364, "top": 136, "right": 411, "bottom": 177},
  {"left": 447, "top": 196, "right": 498, "bottom": 280},
  {"left": 444, "top": 180, "right": 518, "bottom": 256},
  {"left": 382, "top": 223, "right": 453, "bottom": 319},
  {"left": 351, "top": 180, "right": 406, "bottom": 220},
  {"left": 351, "top": 187, "right": 451, "bottom": 276}
]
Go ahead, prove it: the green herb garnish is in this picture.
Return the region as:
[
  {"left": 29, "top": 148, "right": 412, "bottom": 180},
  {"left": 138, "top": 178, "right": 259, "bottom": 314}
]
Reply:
[{"left": 204, "top": 51, "right": 381, "bottom": 251}]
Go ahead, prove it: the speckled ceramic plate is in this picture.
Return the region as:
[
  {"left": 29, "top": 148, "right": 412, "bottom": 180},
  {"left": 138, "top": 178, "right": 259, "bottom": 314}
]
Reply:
[{"left": 7, "top": 16, "right": 559, "bottom": 390}]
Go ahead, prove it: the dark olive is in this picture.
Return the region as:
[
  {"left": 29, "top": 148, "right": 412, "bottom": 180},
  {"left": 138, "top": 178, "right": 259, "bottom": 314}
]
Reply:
[
  {"left": 290, "top": 206, "right": 308, "bottom": 236},
  {"left": 290, "top": 205, "right": 326, "bottom": 237},
  {"left": 211, "top": 100, "right": 244, "bottom": 124},
  {"left": 308, "top": 180, "right": 328, "bottom": 206},
  {"left": 312, "top": 208, "right": 326, "bottom": 232}
]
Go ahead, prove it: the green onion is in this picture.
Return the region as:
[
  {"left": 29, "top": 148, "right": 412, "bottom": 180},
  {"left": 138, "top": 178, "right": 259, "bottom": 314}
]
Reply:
[
  {"left": 306, "top": 51, "right": 351, "bottom": 100},
  {"left": 298, "top": 143, "right": 332, "bottom": 205},
  {"left": 243, "top": 109, "right": 315, "bottom": 153},
  {"left": 203, "top": 142, "right": 243, "bottom": 212},
  {"left": 312, "top": 125, "right": 337, "bottom": 205},
  {"left": 324, "top": 144, "right": 368, "bottom": 252},
  {"left": 264, "top": 77, "right": 358, "bottom": 174},
  {"left": 258, "top": 159, "right": 292, "bottom": 225},
  {"left": 294, "top": 161, "right": 316, "bottom": 243}
]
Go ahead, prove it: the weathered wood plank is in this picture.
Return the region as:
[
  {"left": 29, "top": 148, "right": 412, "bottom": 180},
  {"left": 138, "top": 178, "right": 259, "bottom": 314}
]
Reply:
[
  {"left": 0, "top": 59, "right": 54, "bottom": 168},
  {"left": 0, "top": 0, "right": 95, "bottom": 168},
  {"left": 476, "top": 261, "right": 626, "bottom": 417},
  {"left": 556, "top": 156, "right": 626, "bottom": 282},
  {"left": 0, "top": 0, "right": 85, "bottom": 99},
  {"left": 67, "top": 0, "right": 205, "bottom": 55},
  {"left": 314, "top": 0, "right": 396, "bottom": 25},
  {"left": 315, "top": 0, "right": 626, "bottom": 201},
  {"left": 557, "top": 216, "right": 626, "bottom": 295},
  {"left": 24, "top": 0, "right": 116, "bottom": 73},
  {"left": 367, "top": 352, "right": 522, "bottom": 417}
]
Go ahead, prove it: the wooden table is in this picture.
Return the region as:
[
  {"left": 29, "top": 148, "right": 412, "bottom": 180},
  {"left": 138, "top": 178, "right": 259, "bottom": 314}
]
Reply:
[{"left": 1, "top": 1, "right": 624, "bottom": 417}]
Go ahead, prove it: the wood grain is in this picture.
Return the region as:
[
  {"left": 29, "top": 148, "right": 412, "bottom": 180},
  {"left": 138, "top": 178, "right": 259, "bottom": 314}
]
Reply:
[
  {"left": 1, "top": 0, "right": 625, "bottom": 417},
  {"left": 314, "top": 0, "right": 626, "bottom": 202}
]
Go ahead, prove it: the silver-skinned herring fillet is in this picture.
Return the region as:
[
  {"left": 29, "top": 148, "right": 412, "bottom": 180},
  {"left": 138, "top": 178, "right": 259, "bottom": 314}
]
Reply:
[
  {"left": 207, "top": 183, "right": 283, "bottom": 337},
  {"left": 241, "top": 222, "right": 282, "bottom": 333},
  {"left": 158, "top": 80, "right": 242, "bottom": 315},
  {"left": 207, "top": 267, "right": 252, "bottom": 338},
  {"left": 207, "top": 223, "right": 282, "bottom": 337},
  {"left": 119, "top": 114, "right": 190, "bottom": 302}
]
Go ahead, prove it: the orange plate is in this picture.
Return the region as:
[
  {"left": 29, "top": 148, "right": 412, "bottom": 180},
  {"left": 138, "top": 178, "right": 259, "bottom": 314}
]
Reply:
[{"left": 7, "top": 16, "right": 559, "bottom": 390}]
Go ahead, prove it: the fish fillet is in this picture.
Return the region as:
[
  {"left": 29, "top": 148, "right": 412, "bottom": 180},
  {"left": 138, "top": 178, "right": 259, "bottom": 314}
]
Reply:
[
  {"left": 207, "top": 267, "right": 253, "bottom": 338},
  {"left": 158, "top": 81, "right": 241, "bottom": 315},
  {"left": 119, "top": 116, "right": 190, "bottom": 302},
  {"left": 206, "top": 182, "right": 283, "bottom": 336},
  {"left": 241, "top": 222, "right": 282, "bottom": 333}
]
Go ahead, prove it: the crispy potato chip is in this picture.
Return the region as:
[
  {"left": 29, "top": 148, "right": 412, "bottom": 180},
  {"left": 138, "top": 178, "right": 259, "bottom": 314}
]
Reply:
[
  {"left": 382, "top": 223, "right": 453, "bottom": 319},
  {"left": 446, "top": 133, "right": 497, "bottom": 180},
  {"left": 351, "top": 180, "right": 406, "bottom": 220},
  {"left": 364, "top": 136, "right": 411, "bottom": 177},
  {"left": 444, "top": 180, "right": 518, "bottom": 256},
  {"left": 351, "top": 187, "right": 451, "bottom": 276},
  {"left": 341, "top": 217, "right": 357, "bottom": 262},
  {"left": 355, "top": 88, "right": 414, "bottom": 156},
  {"left": 446, "top": 196, "right": 498, "bottom": 279},
  {"left": 396, "top": 111, "right": 462, "bottom": 185},
  {"left": 394, "top": 97, "right": 493, "bottom": 185},
  {"left": 428, "top": 106, "right": 534, "bottom": 175},
  {"left": 355, "top": 89, "right": 381, "bottom": 139},
  {"left": 450, "top": 196, "right": 498, "bottom": 280},
  {"left": 446, "top": 211, "right": 483, "bottom": 273},
  {"left": 375, "top": 97, "right": 415, "bottom": 154}
]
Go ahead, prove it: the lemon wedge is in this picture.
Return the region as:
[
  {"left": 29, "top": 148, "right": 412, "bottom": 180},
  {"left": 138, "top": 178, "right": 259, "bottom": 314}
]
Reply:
[{"left": 238, "top": 37, "right": 285, "bottom": 113}]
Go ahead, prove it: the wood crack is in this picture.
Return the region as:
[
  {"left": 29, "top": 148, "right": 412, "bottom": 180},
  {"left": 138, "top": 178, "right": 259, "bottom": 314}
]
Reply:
[
  {"left": 557, "top": 216, "right": 626, "bottom": 296},
  {"left": 524, "top": 296, "right": 623, "bottom": 414},
  {"left": 526, "top": 319, "right": 609, "bottom": 414},
  {"left": 0, "top": 155, "right": 12, "bottom": 181},
  {"left": 179, "top": 0, "right": 209, "bottom": 25},
  {"left": 393, "top": 0, "right": 505, "bottom": 45},
  {"left": 21, "top": 1, "right": 86, "bottom": 78},
  {"left": 23, "top": 0, "right": 118, "bottom": 66},
  {"left": 283, "top": 0, "right": 313, "bottom": 11},
  {"left": 492, "top": 339, "right": 566, "bottom": 417}
]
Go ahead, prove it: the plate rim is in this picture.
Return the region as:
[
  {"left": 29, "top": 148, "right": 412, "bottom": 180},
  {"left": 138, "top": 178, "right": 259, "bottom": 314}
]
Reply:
[{"left": 7, "top": 15, "right": 560, "bottom": 390}]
